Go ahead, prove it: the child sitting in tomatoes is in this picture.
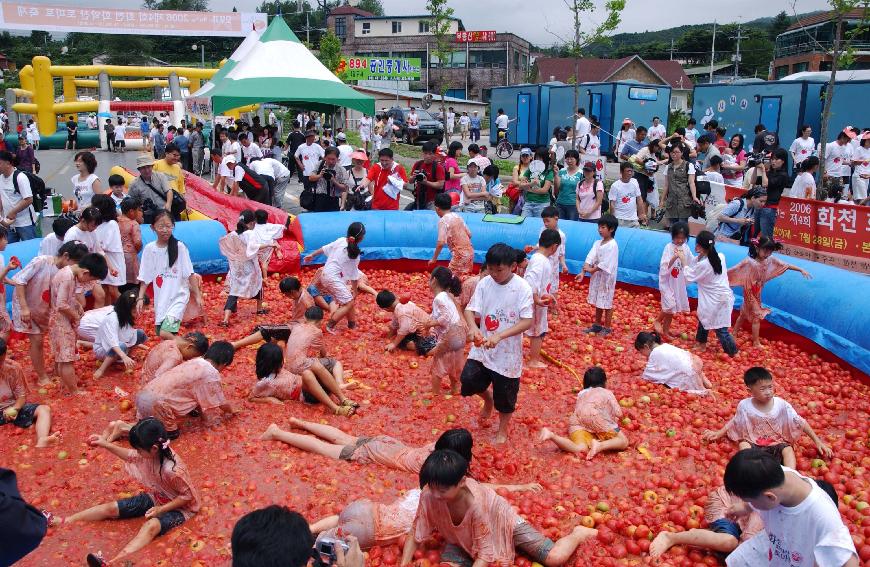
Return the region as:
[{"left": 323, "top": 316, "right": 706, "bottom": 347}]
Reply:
[
  {"left": 703, "top": 366, "right": 832, "bottom": 469},
  {"left": 376, "top": 289, "right": 436, "bottom": 355}
]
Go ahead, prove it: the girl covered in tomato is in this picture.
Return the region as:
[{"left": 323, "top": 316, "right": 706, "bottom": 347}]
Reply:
[
  {"left": 302, "top": 221, "right": 366, "bottom": 334},
  {"left": 576, "top": 214, "right": 619, "bottom": 336},
  {"left": 539, "top": 366, "right": 629, "bottom": 460},
  {"left": 0, "top": 337, "right": 58, "bottom": 448},
  {"left": 655, "top": 221, "right": 694, "bottom": 338},
  {"left": 92, "top": 194, "right": 127, "bottom": 304},
  {"left": 634, "top": 331, "right": 713, "bottom": 395},
  {"left": 218, "top": 209, "right": 269, "bottom": 327},
  {"left": 417, "top": 266, "right": 467, "bottom": 395},
  {"left": 136, "top": 211, "right": 204, "bottom": 339},
  {"left": 727, "top": 235, "right": 811, "bottom": 347},
  {"left": 49, "top": 417, "right": 200, "bottom": 567},
  {"left": 11, "top": 241, "right": 88, "bottom": 387}
]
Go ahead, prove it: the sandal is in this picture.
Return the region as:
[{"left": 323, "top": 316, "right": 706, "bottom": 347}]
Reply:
[{"left": 334, "top": 405, "right": 355, "bottom": 417}]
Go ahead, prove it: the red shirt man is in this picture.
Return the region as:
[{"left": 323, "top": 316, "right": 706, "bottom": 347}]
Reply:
[{"left": 367, "top": 148, "right": 408, "bottom": 210}]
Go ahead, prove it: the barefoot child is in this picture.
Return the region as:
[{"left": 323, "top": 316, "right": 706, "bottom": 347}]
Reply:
[
  {"left": 63, "top": 206, "right": 113, "bottom": 308},
  {"left": 250, "top": 342, "right": 353, "bottom": 416},
  {"left": 461, "top": 243, "right": 533, "bottom": 444},
  {"left": 53, "top": 418, "right": 200, "bottom": 566},
  {"left": 229, "top": 276, "right": 316, "bottom": 351},
  {"left": 656, "top": 222, "right": 693, "bottom": 337},
  {"left": 679, "top": 231, "right": 737, "bottom": 356},
  {"left": 539, "top": 206, "right": 568, "bottom": 299},
  {"left": 539, "top": 367, "right": 628, "bottom": 460},
  {"left": 721, "top": 449, "right": 857, "bottom": 567},
  {"left": 401, "top": 450, "right": 597, "bottom": 567},
  {"left": 219, "top": 210, "right": 266, "bottom": 326},
  {"left": 51, "top": 253, "right": 108, "bottom": 393},
  {"left": 577, "top": 214, "right": 618, "bottom": 335},
  {"left": 524, "top": 228, "right": 560, "bottom": 368},
  {"left": 727, "top": 236, "right": 811, "bottom": 346},
  {"left": 634, "top": 331, "right": 712, "bottom": 394},
  {"left": 284, "top": 306, "right": 357, "bottom": 415},
  {"left": 703, "top": 367, "right": 831, "bottom": 468},
  {"left": 12, "top": 242, "right": 88, "bottom": 387},
  {"left": 137, "top": 211, "right": 203, "bottom": 339},
  {"left": 92, "top": 290, "right": 147, "bottom": 379},
  {"left": 249, "top": 209, "right": 287, "bottom": 282},
  {"left": 0, "top": 338, "right": 58, "bottom": 447},
  {"left": 376, "top": 290, "right": 436, "bottom": 355},
  {"left": 92, "top": 194, "right": 127, "bottom": 303},
  {"left": 117, "top": 197, "right": 143, "bottom": 294},
  {"left": 141, "top": 332, "right": 208, "bottom": 385},
  {"left": 418, "top": 267, "right": 466, "bottom": 395},
  {"left": 429, "top": 193, "right": 474, "bottom": 277},
  {"left": 302, "top": 222, "right": 366, "bottom": 333}
]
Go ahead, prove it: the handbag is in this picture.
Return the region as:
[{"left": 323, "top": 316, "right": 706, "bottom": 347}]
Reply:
[
  {"left": 299, "top": 183, "right": 315, "bottom": 210},
  {"left": 142, "top": 179, "right": 186, "bottom": 222}
]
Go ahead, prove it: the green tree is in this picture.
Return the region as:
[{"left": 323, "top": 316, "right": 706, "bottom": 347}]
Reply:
[
  {"left": 425, "top": 0, "right": 454, "bottom": 143},
  {"left": 143, "top": 0, "right": 209, "bottom": 10},
  {"left": 615, "top": 41, "right": 671, "bottom": 60},
  {"left": 738, "top": 32, "right": 774, "bottom": 78},
  {"left": 355, "top": 0, "right": 384, "bottom": 16},
  {"left": 769, "top": 11, "right": 791, "bottom": 40},
  {"left": 318, "top": 31, "right": 343, "bottom": 75}
]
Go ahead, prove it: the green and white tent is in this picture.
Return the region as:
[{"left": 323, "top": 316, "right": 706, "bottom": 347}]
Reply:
[
  {"left": 196, "top": 17, "right": 374, "bottom": 116},
  {"left": 193, "top": 29, "right": 263, "bottom": 98}
]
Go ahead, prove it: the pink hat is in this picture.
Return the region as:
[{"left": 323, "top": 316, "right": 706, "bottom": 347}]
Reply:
[
  {"left": 622, "top": 118, "right": 633, "bottom": 125},
  {"left": 843, "top": 126, "right": 858, "bottom": 139},
  {"left": 350, "top": 151, "right": 368, "bottom": 161}
]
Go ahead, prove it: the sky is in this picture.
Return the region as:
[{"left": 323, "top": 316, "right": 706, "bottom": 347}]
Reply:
[{"left": 13, "top": 0, "right": 835, "bottom": 46}]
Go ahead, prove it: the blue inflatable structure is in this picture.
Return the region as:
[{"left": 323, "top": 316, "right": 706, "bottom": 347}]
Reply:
[{"left": 297, "top": 211, "right": 870, "bottom": 375}]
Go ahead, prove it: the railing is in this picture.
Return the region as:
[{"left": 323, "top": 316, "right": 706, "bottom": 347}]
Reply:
[{"left": 775, "top": 40, "right": 870, "bottom": 58}]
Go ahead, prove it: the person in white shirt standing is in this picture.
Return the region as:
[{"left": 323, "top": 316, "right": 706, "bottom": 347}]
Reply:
[
  {"left": 240, "top": 136, "right": 263, "bottom": 165},
  {"left": 614, "top": 118, "right": 636, "bottom": 159},
  {"left": 723, "top": 448, "right": 858, "bottom": 567},
  {"left": 407, "top": 108, "right": 420, "bottom": 144},
  {"left": 821, "top": 130, "right": 853, "bottom": 199},
  {"left": 0, "top": 150, "right": 38, "bottom": 242},
  {"left": 788, "top": 124, "right": 815, "bottom": 170},
  {"left": 294, "top": 130, "right": 326, "bottom": 199},
  {"left": 358, "top": 114, "right": 372, "bottom": 155},
  {"left": 574, "top": 108, "right": 591, "bottom": 148},
  {"left": 648, "top": 116, "right": 666, "bottom": 142},
  {"left": 850, "top": 131, "right": 870, "bottom": 203},
  {"left": 446, "top": 107, "right": 456, "bottom": 139},
  {"left": 609, "top": 162, "right": 646, "bottom": 228},
  {"left": 578, "top": 122, "right": 604, "bottom": 179},
  {"left": 335, "top": 133, "right": 354, "bottom": 169}
]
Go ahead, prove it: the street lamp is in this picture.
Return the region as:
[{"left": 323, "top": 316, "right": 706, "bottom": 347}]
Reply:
[{"left": 191, "top": 43, "right": 205, "bottom": 68}]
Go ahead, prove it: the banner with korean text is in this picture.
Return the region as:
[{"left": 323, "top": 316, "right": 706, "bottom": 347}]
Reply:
[
  {"left": 340, "top": 57, "right": 421, "bottom": 81},
  {"left": 724, "top": 186, "right": 870, "bottom": 274},
  {"left": 0, "top": 2, "right": 266, "bottom": 36}
]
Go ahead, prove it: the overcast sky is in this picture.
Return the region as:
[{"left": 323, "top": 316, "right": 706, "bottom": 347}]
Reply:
[{"left": 16, "top": 0, "right": 834, "bottom": 46}]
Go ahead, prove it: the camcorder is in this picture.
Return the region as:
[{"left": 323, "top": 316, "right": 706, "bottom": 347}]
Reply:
[
  {"left": 746, "top": 152, "right": 769, "bottom": 168},
  {"left": 315, "top": 535, "right": 350, "bottom": 565},
  {"left": 322, "top": 168, "right": 336, "bottom": 181},
  {"left": 412, "top": 170, "right": 427, "bottom": 183}
]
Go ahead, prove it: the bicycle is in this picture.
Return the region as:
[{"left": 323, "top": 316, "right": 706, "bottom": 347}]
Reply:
[{"left": 495, "top": 129, "right": 514, "bottom": 159}]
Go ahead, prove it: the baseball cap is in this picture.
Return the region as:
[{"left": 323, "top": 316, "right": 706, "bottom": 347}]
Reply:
[
  {"left": 582, "top": 161, "right": 595, "bottom": 171},
  {"left": 222, "top": 154, "right": 237, "bottom": 166},
  {"left": 336, "top": 132, "right": 347, "bottom": 141},
  {"left": 520, "top": 148, "right": 533, "bottom": 156}
]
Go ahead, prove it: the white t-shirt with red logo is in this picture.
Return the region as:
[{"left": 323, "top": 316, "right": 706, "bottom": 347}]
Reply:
[
  {"left": 609, "top": 178, "right": 643, "bottom": 221},
  {"left": 138, "top": 241, "right": 194, "bottom": 324},
  {"left": 853, "top": 145, "right": 870, "bottom": 176},
  {"left": 725, "top": 467, "right": 857, "bottom": 567},
  {"left": 465, "top": 274, "right": 533, "bottom": 378},
  {"left": 788, "top": 137, "right": 815, "bottom": 165},
  {"left": 822, "top": 141, "right": 852, "bottom": 177}
]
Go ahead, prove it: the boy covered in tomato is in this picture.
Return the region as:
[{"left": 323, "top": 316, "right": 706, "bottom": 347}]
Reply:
[
  {"left": 703, "top": 367, "right": 832, "bottom": 469},
  {"left": 376, "top": 290, "right": 436, "bottom": 355}
]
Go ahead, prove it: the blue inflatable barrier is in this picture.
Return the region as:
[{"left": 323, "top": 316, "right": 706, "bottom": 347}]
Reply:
[
  {"left": 4, "top": 220, "right": 227, "bottom": 311},
  {"left": 298, "top": 211, "right": 870, "bottom": 375}
]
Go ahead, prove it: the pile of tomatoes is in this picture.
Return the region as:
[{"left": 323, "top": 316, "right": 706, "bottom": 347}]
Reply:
[{"left": 3, "top": 267, "right": 868, "bottom": 566}]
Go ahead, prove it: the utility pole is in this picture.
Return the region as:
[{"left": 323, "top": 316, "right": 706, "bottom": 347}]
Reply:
[
  {"left": 731, "top": 24, "right": 746, "bottom": 80},
  {"left": 669, "top": 38, "right": 674, "bottom": 60},
  {"left": 708, "top": 21, "right": 717, "bottom": 84}
]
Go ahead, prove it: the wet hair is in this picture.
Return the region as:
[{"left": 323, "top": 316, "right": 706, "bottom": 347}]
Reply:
[
  {"left": 0, "top": 337, "right": 6, "bottom": 357},
  {"left": 748, "top": 234, "right": 784, "bottom": 259},
  {"left": 79, "top": 253, "right": 109, "bottom": 280},
  {"left": 52, "top": 216, "right": 77, "bottom": 239},
  {"left": 539, "top": 228, "right": 562, "bottom": 248},
  {"left": 304, "top": 305, "right": 323, "bottom": 321},
  {"left": 183, "top": 331, "right": 209, "bottom": 355},
  {"left": 254, "top": 209, "right": 269, "bottom": 224},
  {"left": 485, "top": 243, "right": 517, "bottom": 268},
  {"left": 92, "top": 194, "right": 118, "bottom": 223},
  {"left": 583, "top": 366, "right": 607, "bottom": 389},
  {"left": 798, "top": 155, "right": 820, "bottom": 172},
  {"left": 237, "top": 209, "right": 255, "bottom": 235},
  {"left": 634, "top": 330, "right": 663, "bottom": 351},
  {"left": 671, "top": 221, "right": 690, "bottom": 240},
  {"left": 114, "top": 290, "right": 138, "bottom": 329},
  {"left": 278, "top": 276, "right": 301, "bottom": 294},
  {"left": 482, "top": 164, "right": 500, "bottom": 179},
  {"left": 255, "top": 343, "right": 284, "bottom": 379},
  {"left": 695, "top": 231, "right": 722, "bottom": 274},
  {"left": 598, "top": 214, "right": 618, "bottom": 235},
  {"left": 74, "top": 151, "right": 97, "bottom": 174},
  {"left": 108, "top": 174, "right": 126, "bottom": 188},
  {"left": 376, "top": 290, "right": 396, "bottom": 309},
  {"left": 431, "top": 266, "right": 461, "bottom": 296},
  {"left": 120, "top": 196, "right": 143, "bottom": 214},
  {"left": 346, "top": 222, "right": 365, "bottom": 259},
  {"left": 743, "top": 366, "right": 773, "bottom": 387},
  {"left": 434, "top": 192, "right": 453, "bottom": 211},
  {"left": 129, "top": 417, "right": 177, "bottom": 475},
  {"left": 541, "top": 206, "right": 559, "bottom": 219},
  {"left": 205, "top": 341, "right": 235, "bottom": 366},
  {"left": 724, "top": 448, "right": 786, "bottom": 499},
  {"left": 57, "top": 241, "right": 88, "bottom": 261},
  {"left": 79, "top": 206, "right": 103, "bottom": 226},
  {"left": 151, "top": 210, "right": 179, "bottom": 267},
  {"left": 419, "top": 449, "right": 468, "bottom": 489},
  {"left": 434, "top": 428, "right": 473, "bottom": 463},
  {"left": 231, "top": 505, "right": 314, "bottom": 567}
]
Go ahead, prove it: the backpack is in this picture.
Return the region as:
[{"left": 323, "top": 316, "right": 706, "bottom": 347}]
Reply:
[
  {"left": 236, "top": 163, "right": 271, "bottom": 205},
  {"left": 11, "top": 169, "right": 47, "bottom": 219}
]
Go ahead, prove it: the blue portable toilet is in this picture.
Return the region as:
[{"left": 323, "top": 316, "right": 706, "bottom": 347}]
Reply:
[
  {"left": 546, "top": 81, "right": 672, "bottom": 155},
  {"left": 824, "top": 80, "right": 870, "bottom": 135},
  {"left": 489, "top": 82, "right": 563, "bottom": 147}
]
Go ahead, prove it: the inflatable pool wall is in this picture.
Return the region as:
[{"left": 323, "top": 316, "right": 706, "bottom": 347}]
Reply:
[{"left": 296, "top": 211, "right": 870, "bottom": 376}]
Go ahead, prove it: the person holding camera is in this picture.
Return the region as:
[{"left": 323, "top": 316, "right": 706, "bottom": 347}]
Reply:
[
  {"left": 309, "top": 147, "right": 349, "bottom": 212},
  {"left": 714, "top": 186, "right": 767, "bottom": 244},
  {"left": 405, "top": 141, "right": 446, "bottom": 210}
]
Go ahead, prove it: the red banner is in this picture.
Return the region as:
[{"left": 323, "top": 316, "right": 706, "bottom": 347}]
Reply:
[
  {"left": 724, "top": 186, "right": 870, "bottom": 274},
  {"left": 455, "top": 30, "right": 497, "bottom": 42}
]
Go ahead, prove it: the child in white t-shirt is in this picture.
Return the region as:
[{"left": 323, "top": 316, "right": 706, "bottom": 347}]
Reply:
[
  {"left": 722, "top": 449, "right": 857, "bottom": 567},
  {"left": 790, "top": 156, "right": 819, "bottom": 199},
  {"left": 577, "top": 215, "right": 619, "bottom": 336},
  {"left": 523, "top": 229, "right": 560, "bottom": 369},
  {"left": 461, "top": 243, "right": 534, "bottom": 445},
  {"left": 608, "top": 163, "right": 646, "bottom": 227}
]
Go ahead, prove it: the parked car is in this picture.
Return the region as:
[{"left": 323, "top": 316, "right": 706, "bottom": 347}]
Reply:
[{"left": 386, "top": 107, "right": 444, "bottom": 145}]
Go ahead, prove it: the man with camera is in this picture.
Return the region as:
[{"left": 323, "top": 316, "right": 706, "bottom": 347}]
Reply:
[
  {"left": 309, "top": 147, "right": 350, "bottom": 212},
  {"left": 405, "top": 141, "right": 446, "bottom": 210}
]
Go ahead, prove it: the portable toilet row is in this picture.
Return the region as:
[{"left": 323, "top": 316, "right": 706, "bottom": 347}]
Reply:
[{"left": 489, "top": 81, "right": 672, "bottom": 155}]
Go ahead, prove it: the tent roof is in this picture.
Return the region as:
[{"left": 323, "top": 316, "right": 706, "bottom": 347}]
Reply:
[
  {"left": 201, "top": 17, "right": 374, "bottom": 116},
  {"left": 193, "top": 29, "right": 262, "bottom": 98}
]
